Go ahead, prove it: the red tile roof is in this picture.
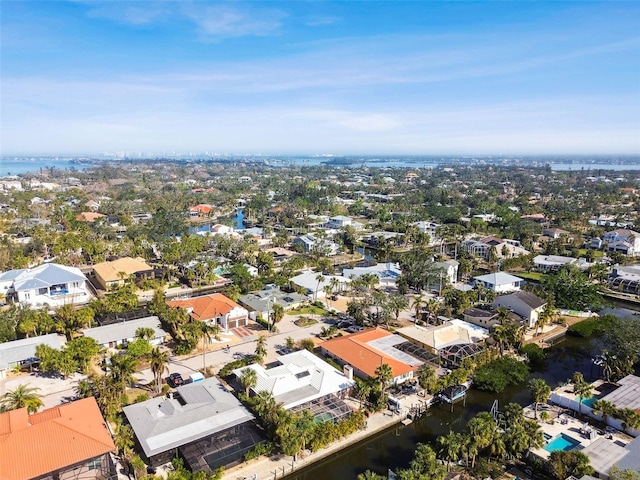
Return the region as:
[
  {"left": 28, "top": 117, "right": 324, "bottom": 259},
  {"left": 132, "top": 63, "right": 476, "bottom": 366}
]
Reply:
[
  {"left": 0, "top": 397, "right": 115, "bottom": 480},
  {"left": 167, "top": 293, "right": 243, "bottom": 321},
  {"left": 320, "top": 327, "right": 415, "bottom": 378},
  {"left": 189, "top": 204, "right": 213, "bottom": 214}
]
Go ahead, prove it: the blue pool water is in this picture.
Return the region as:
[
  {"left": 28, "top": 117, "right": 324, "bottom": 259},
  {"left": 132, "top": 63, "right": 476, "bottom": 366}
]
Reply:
[
  {"left": 544, "top": 434, "right": 580, "bottom": 452},
  {"left": 582, "top": 396, "right": 598, "bottom": 407}
]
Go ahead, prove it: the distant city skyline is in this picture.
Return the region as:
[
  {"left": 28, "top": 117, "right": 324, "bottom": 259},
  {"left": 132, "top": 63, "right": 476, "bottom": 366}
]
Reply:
[{"left": 1, "top": 1, "right": 639, "bottom": 156}]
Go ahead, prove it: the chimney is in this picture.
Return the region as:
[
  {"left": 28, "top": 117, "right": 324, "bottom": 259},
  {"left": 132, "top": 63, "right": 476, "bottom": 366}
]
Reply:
[{"left": 343, "top": 364, "right": 353, "bottom": 381}]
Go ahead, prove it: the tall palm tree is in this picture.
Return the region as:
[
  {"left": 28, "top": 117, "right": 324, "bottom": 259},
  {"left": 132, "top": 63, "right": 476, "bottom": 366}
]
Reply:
[
  {"left": 574, "top": 380, "right": 593, "bottom": 415},
  {"left": 270, "top": 303, "right": 284, "bottom": 332},
  {"left": 528, "top": 378, "right": 552, "bottom": 419},
  {"left": 110, "top": 354, "right": 138, "bottom": 393},
  {"left": 314, "top": 273, "right": 325, "bottom": 301},
  {"left": 375, "top": 363, "right": 394, "bottom": 395},
  {"left": 254, "top": 335, "right": 268, "bottom": 365},
  {"left": 239, "top": 367, "right": 258, "bottom": 396},
  {"left": 149, "top": 347, "right": 170, "bottom": 394},
  {"left": 436, "top": 430, "right": 463, "bottom": 471},
  {"left": 592, "top": 399, "right": 617, "bottom": 427},
  {"left": 0, "top": 384, "right": 43, "bottom": 414},
  {"left": 412, "top": 295, "right": 425, "bottom": 322}
]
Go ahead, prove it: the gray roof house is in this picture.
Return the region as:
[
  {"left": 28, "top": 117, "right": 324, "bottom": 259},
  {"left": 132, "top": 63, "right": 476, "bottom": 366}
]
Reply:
[
  {"left": 123, "top": 377, "right": 261, "bottom": 471},
  {"left": 0, "top": 334, "right": 66, "bottom": 378},
  {"left": 238, "top": 286, "right": 308, "bottom": 319},
  {"left": 493, "top": 291, "right": 546, "bottom": 328},
  {"left": 82, "top": 316, "right": 166, "bottom": 348},
  {"left": 0, "top": 263, "right": 91, "bottom": 309}
]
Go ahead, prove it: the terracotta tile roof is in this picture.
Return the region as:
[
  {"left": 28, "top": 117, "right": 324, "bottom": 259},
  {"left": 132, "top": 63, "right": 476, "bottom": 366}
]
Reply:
[
  {"left": 75, "top": 211, "right": 106, "bottom": 222},
  {"left": 167, "top": 293, "right": 242, "bottom": 321},
  {"left": 189, "top": 204, "right": 213, "bottom": 213},
  {"left": 320, "top": 327, "right": 415, "bottom": 378},
  {"left": 0, "top": 397, "right": 115, "bottom": 480}
]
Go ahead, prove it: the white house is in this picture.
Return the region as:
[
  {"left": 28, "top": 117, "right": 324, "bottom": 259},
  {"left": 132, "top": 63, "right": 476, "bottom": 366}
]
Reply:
[
  {"left": 82, "top": 316, "right": 166, "bottom": 349},
  {"left": 290, "top": 271, "right": 349, "bottom": 299},
  {"left": 0, "top": 333, "right": 66, "bottom": 379},
  {"left": 533, "top": 255, "right": 578, "bottom": 272},
  {"left": 1, "top": 263, "right": 91, "bottom": 309},
  {"left": 493, "top": 291, "right": 547, "bottom": 328},
  {"left": 232, "top": 349, "right": 355, "bottom": 409},
  {"left": 413, "top": 221, "right": 441, "bottom": 246},
  {"left": 291, "top": 234, "right": 340, "bottom": 256},
  {"left": 603, "top": 229, "right": 640, "bottom": 256},
  {"left": 473, "top": 272, "right": 524, "bottom": 293},
  {"left": 325, "top": 215, "right": 353, "bottom": 229},
  {"left": 433, "top": 259, "right": 459, "bottom": 285},
  {"left": 342, "top": 263, "right": 402, "bottom": 287}
]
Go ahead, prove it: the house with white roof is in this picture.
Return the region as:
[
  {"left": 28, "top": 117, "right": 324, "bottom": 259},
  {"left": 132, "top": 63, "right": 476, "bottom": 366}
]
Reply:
[
  {"left": 292, "top": 233, "right": 340, "bottom": 256},
  {"left": 290, "top": 271, "right": 349, "bottom": 299},
  {"left": 603, "top": 229, "right": 640, "bottom": 256},
  {"left": 123, "top": 377, "right": 261, "bottom": 470},
  {"left": 82, "top": 316, "right": 166, "bottom": 349},
  {"left": 473, "top": 272, "right": 524, "bottom": 293},
  {"left": 232, "top": 349, "right": 355, "bottom": 410},
  {"left": 0, "top": 263, "right": 91, "bottom": 308},
  {"left": 342, "top": 263, "right": 402, "bottom": 287},
  {"left": 533, "top": 255, "right": 579, "bottom": 272}
]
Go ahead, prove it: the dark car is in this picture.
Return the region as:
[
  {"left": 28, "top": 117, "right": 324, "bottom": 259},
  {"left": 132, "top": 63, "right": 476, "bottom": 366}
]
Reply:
[{"left": 167, "top": 373, "right": 184, "bottom": 388}]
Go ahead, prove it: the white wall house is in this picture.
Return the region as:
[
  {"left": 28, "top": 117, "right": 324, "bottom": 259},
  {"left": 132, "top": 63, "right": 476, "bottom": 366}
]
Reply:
[
  {"left": 493, "top": 291, "right": 546, "bottom": 328},
  {"left": 82, "top": 316, "right": 166, "bottom": 349},
  {"left": 603, "top": 229, "right": 640, "bottom": 256},
  {"left": 1, "top": 263, "right": 91, "bottom": 309},
  {"left": 473, "top": 272, "right": 524, "bottom": 293}
]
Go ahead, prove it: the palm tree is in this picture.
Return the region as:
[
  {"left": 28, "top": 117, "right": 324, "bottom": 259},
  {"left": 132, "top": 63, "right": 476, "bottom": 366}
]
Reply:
[
  {"left": 574, "top": 380, "right": 593, "bottom": 415},
  {"left": 412, "top": 294, "right": 425, "bottom": 322},
  {"left": 528, "top": 378, "right": 551, "bottom": 419},
  {"left": 0, "top": 384, "right": 43, "bottom": 414},
  {"left": 436, "top": 430, "right": 463, "bottom": 471},
  {"left": 149, "top": 347, "right": 170, "bottom": 394},
  {"left": 352, "top": 378, "right": 372, "bottom": 409},
  {"left": 314, "top": 273, "right": 325, "bottom": 301},
  {"left": 110, "top": 354, "right": 138, "bottom": 393},
  {"left": 239, "top": 367, "right": 258, "bottom": 396},
  {"left": 618, "top": 408, "right": 640, "bottom": 435},
  {"left": 270, "top": 303, "right": 284, "bottom": 332},
  {"left": 374, "top": 363, "right": 393, "bottom": 395},
  {"left": 254, "top": 335, "right": 268, "bottom": 365},
  {"left": 591, "top": 399, "right": 617, "bottom": 427}
]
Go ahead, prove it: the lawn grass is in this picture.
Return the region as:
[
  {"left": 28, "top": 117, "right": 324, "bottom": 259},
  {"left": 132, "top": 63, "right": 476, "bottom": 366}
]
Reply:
[
  {"left": 515, "top": 271, "right": 544, "bottom": 282},
  {"left": 288, "top": 304, "right": 329, "bottom": 316}
]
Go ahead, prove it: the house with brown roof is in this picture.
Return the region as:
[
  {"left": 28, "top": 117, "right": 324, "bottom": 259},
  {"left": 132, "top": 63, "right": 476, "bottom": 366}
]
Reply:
[
  {"left": 92, "top": 257, "right": 155, "bottom": 290},
  {"left": 319, "top": 327, "right": 421, "bottom": 385},
  {"left": 0, "top": 397, "right": 115, "bottom": 480},
  {"left": 493, "top": 290, "right": 547, "bottom": 328},
  {"left": 167, "top": 293, "right": 249, "bottom": 330},
  {"left": 75, "top": 211, "right": 106, "bottom": 223}
]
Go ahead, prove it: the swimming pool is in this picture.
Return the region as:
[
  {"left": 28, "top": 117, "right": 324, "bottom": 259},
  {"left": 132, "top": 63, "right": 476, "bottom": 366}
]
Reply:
[
  {"left": 581, "top": 396, "right": 598, "bottom": 407},
  {"left": 544, "top": 434, "right": 580, "bottom": 452}
]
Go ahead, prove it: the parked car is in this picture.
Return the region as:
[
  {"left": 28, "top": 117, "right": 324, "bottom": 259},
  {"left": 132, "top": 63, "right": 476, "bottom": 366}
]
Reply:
[
  {"left": 167, "top": 373, "right": 184, "bottom": 388},
  {"left": 346, "top": 325, "right": 364, "bottom": 333},
  {"left": 276, "top": 347, "right": 292, "bottom": 356}
]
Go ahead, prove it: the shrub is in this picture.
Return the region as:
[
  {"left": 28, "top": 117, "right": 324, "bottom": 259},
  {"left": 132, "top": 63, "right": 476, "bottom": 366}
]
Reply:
[
  {"left": 218, "top": 356, "right": 256, "bottom": 378},
  {"left": 474, "top": 356, "right": 530, "bottom": 393},
  {"left": 520, "top": 343, "right": 546, "bottom": 369}
]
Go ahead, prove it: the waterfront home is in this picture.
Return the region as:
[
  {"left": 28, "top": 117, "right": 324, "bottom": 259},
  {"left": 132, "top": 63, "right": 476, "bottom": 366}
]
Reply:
[
  {"left": 188, "top": 203, "right": 215, "bottom": 218},
  {"left": 550, "top": 375, "right": 640, "bottom": 437},
  {"left": 0, "top": 263, "right": 91, "bottom": 308},
  {"left": 232, "top": 349, "right": 355, "bottom": 413},
  {"left": 462, "top": 237, "right": 530, "bottom": 260},
  {"left": 0, "top": 333, "right": 66, "bottom": 379},
  {"left": 92, "top": 256, "right": 155, "bottom": 290},
  {"left": 609, "top": 264, "right": 640, "bottom": 293},
  {"left": 167, "top": 293, "right": 249, "bottom": 331},
  {"left": 292, "top": 234, "right": 340, "bottom": 256},
  {"left": 493, "top": 291, "right": 547, "bottom": 328},
  {"left": 473, "top": 272, "right": 524, "bottom": 292},
  {"left": 123, "top": 377, "right": 261, "bottom": 471},
  {"left": 0, "top": 397, "right": 116, "bottom": 480},
  {"left": 397, "top": 320, "right": 488, "bottom": 367},
  {"left": 238, "top": 286, "right": 308, "bottom": 320},
  {"left": 82, "top": 315, "right": 166, "bottom": 349},
  {"left": 320, "top": 327, "right": 421, "bottom": 385}
]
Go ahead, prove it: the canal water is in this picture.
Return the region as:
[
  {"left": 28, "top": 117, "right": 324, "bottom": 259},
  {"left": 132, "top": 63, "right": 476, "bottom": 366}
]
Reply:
[{"left": 284, "top": 334, "right": 608, "bottom": 480}]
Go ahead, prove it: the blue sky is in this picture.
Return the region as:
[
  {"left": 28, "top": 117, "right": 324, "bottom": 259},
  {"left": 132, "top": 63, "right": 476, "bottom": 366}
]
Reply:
[{"left": 1, "top": 1, "right": 639, "bottom": 155}]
